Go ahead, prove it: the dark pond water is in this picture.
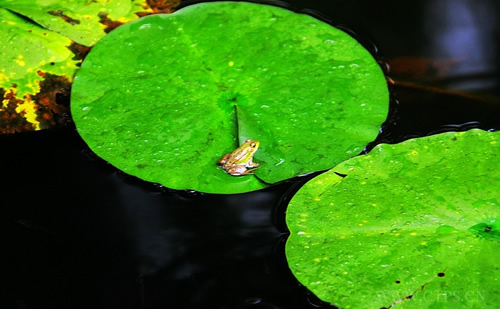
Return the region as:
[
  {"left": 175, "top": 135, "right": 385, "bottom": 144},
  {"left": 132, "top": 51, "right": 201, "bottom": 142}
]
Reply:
[{"left": 4, "top": 0, "right": 500, "bottom": 308}]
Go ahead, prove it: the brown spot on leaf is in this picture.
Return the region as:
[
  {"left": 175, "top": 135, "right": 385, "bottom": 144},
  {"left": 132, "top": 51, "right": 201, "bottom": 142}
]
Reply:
[
  {"left": 0, "top": 72, "right": 74, "bottom": 134},
  {"left": 34, "top": 73, "right": 73, "bottom": 129},
  {"left": 68, "top": 42, "right": 92, "bottom": 61},
  {"left": 98, "top": 12, "right": 124, "bottom": 33},
  {"left": 42, "top": 112, "right": 51, "bottom": 120},
  {"left": 147, "top": 0, "right": 181, "bottom": 13},
  {"left": 48, "top": 10, "right": 81, "bottom": 25},
  {"left": 0, "top": 89, "right": 34, "bottom": 133}
]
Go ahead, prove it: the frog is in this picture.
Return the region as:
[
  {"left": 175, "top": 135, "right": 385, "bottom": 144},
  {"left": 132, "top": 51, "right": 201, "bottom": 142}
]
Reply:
[{"left": 218, "top": 139, "right": 260, "bottom": 176}]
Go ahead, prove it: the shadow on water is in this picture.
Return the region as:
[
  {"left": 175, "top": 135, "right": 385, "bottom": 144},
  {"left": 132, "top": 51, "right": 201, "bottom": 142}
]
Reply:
[
  {"left": 2, "top": 128, "right": 333, "bottom": 309},
  {"left": 3, "top": 0, "right": 500, "bottom": 308}
]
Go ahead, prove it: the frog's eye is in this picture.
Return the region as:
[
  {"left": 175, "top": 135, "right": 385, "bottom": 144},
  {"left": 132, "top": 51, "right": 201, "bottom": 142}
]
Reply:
[{"left": 250, "top": 142, "right": 257, "bottom": 148}]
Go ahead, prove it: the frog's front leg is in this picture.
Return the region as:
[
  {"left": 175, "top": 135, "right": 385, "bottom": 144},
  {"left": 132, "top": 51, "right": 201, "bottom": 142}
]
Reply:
[{"left": 247, "top": 157, "right": 259, "bottom": 168}]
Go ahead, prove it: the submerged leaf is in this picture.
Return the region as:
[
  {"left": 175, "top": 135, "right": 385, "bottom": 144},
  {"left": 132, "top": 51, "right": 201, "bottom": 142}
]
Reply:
[
  {"left": 285, "top": 129, "right": 500, "bottom": 308},
  {"left": 71, "top": 1, "right": 388, "bottom": 193}
]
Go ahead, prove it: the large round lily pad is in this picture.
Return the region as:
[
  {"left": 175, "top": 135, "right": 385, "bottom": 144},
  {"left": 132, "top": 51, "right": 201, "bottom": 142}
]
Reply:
[
  {"left": 71, "top": 1, "right": 388, "bottom": 193},
  {"left": 286, "top": 129, "right": 500, "bottom": 308}
]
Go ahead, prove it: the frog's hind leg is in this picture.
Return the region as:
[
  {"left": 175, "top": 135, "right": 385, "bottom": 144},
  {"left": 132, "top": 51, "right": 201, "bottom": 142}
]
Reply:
[{"left": 241, "top": 167, "right": 259, "bottom": 175}]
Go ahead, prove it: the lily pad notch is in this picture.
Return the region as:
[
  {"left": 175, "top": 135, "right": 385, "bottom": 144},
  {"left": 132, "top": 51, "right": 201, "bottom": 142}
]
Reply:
[{"left": 71, "top": 1, "right": 389, "bottom": 193}]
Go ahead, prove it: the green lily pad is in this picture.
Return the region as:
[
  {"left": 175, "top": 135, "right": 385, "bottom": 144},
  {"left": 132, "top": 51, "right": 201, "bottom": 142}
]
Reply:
[
  {"left": 285, "top": 129, "right": 500, "bottom": 308},
  {"left": 70, "top": 1, "right": 388, "bottom": 193},
  {"left": 0, "top": 0, "right": 151, "bottom": 46}
]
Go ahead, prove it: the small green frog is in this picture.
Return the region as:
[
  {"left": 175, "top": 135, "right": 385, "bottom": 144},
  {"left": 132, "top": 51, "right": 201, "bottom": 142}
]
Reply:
[{"left": 218, "top": 139, "right": 260, "bottom": 176}]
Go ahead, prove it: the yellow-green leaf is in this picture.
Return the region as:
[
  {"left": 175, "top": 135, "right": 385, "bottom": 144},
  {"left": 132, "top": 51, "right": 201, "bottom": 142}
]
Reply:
[
  {"left": 0, "top": 0, "right": 152, "bottom": 46},
  {"left": 0, "top": 8, "right": 78, "bottom": 132}
]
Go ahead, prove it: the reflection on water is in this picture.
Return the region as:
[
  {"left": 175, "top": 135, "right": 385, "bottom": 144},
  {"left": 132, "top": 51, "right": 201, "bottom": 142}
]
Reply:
[{"left": 423, "top": 0, "right": 499, "bottom": 90}]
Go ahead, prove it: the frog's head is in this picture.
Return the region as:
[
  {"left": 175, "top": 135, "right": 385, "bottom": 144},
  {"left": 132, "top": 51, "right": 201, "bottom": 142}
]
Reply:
[{"left": 244, "top": 139, "right": 259, "bottom": 153}]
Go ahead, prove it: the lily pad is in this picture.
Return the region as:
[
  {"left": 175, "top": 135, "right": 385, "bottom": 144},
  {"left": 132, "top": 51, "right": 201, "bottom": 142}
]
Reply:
[
  {"left": 0, "top": 0, "right": 152, "bottom": 46},
  {"left": 70, "top": 1, "right": 388, "bottom": 193},
  {"left": 0, "top": 8, "right": 78, "bottom": 132},
  {"left": 0, "top": 0, "right": 180, "bottom": 133},
  {"left": 285, "top": 129, "right": 500, "bottom": 308}
]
